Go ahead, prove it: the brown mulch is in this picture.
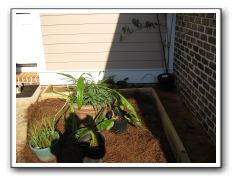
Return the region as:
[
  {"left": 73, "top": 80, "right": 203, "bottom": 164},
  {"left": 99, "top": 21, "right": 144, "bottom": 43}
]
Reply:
[
  {"left": 17, "top": 90, "right": 175, "bottom": 163},
  {"left": 102, "top": 126, "right": 169, "bottom": 163},
  {"left": 26, "top": 98, "right": 67, "bottom": 127},
  {"left": 101, "top": 91, "right": 175, "bottom": 163}
]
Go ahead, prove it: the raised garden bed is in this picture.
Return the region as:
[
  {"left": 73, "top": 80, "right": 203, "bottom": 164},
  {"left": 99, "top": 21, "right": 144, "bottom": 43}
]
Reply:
[{"left": 17, "top": 87, "right": 190, "bottom": 163}]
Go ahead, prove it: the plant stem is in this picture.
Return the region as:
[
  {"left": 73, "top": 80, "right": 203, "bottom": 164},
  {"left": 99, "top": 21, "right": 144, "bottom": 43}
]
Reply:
[
  {"left": 156, "top": 14, "right": 168, "bottom": 74},
  {"left": 167, "top": 14, "right": 174, "bottom": 74},
  {"left": 53, "top": 101, "right": 69, "bottom": 126}
]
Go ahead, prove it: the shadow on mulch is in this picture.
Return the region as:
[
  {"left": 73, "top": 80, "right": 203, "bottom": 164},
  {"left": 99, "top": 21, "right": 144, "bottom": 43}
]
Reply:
[
  {"left": 154, "top": 86, "right": 216, "bottom": 163},
  {"left": 17, "top": 90, "right": 176, "bottom": 163},
  {"left": 101, "top": 90, "right": 175, "bottom": 163},
  {"left": 16, "top": 87, "right": 216, "bottom": 163}
]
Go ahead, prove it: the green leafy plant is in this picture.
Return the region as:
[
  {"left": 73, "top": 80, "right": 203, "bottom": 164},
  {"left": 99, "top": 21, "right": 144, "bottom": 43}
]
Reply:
[
  {"left": 112, "top": 90, "right": 141, "bottom": 127},
  {"left": 55, "top": 73, "right": 115, "bottom": 111},
  {"left": 29, "top": 117, "right": 58, "bottom": 149},
  {"left": 55, "top": 73, "right": 142, "bottom": 127},
  {"left": 74, "top": 107, "right": 114, "bottom": 147}
]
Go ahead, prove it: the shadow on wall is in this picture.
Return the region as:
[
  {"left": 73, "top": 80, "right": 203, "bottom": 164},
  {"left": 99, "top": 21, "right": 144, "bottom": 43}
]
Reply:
[
  {"left": 38, "top": 13, "right": 167, "bottom": 85},
  {"left": 103, "top": 13, "right": 166, "bottom": 83}
]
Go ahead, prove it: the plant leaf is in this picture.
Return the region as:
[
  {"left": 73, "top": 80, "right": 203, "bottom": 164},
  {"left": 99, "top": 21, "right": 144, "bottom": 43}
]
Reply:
[
  {"left": 76, "top": 76, "right": 84, "bottom": 110},
  {"left": 57, "top": 73, "right": 76, "bottom": 83},
  {"left": 69, "top": 103, "right": 74, "bottom": 113},
  {"left": 129, "top": 114, "right": 142, "bottom": 127},
  {"left": 89, "top": 130, "right": 98, "bottom": 147},
  {"left": 94, "top": 107, "right": 105, "bottom": 125},
  {"left": 123, "top": 114, "right": 132, "bottom": 123},
  {"left": 96, "top": 119, "right": 114, "bottom": 132},
  {"left": 57, "top": 73, "right": 76, "bottom": 81},
  {"left": 74, "top": 127, "right": 89, "bottom": 140},
  {"left": 113, "top": 90, "right": 142, "bottom": 127}
]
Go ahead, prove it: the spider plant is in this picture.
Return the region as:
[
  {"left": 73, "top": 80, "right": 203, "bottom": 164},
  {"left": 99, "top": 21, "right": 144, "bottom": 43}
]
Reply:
[
  {"left": 55, "top": 73, "right": 114, "bottom": 110},
  {"left": 29, "top": 117, "right": 58, "bottom": 149}
]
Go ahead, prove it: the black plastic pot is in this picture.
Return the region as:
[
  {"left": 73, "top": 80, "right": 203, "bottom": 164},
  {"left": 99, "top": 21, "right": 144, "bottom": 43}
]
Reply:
[
  {"left": 78, "top": 132, "right": 105, "bottom": 161},
  {"left": 116, "top": 80, "right": 128, "bottom": 89},
  {"left": 110, "top": 117, "right": 128, "bottom": 134},
  {"left": 157, "top": 73, "right": 175, "bottom": 90}
]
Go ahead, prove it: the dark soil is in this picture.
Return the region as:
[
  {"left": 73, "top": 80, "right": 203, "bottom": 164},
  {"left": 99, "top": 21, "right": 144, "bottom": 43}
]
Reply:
[
  {"left": 17, "top": 91, "right": 175, "bottom": 163},
  {"left": 153, "top": 87, "right": 216, "bottom": 163},
  {"left": 131, "top": 84, "right": 216, "bottom": 163}
]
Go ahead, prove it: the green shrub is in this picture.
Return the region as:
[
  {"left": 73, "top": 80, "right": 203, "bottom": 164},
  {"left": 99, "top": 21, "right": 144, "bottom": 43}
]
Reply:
[{"left": 55, "top": 73, "right": 142, "bottom": 127}]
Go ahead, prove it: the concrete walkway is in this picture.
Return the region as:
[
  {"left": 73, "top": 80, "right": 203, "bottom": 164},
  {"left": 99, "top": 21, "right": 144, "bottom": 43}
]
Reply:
[
  {"left": 16, "top": 101, "right": 31, "bottom": 154},
  {"left": 16, "top": 86, "right": 41, "bottom": 155}
]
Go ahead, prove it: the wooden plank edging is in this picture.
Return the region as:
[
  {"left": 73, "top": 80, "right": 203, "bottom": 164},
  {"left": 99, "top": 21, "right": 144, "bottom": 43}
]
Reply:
[
  {"left": 150, "top": 88, "right": 190, "bottom": 163},
  {"left": 119, "top": 87, "right": 191, "bottom": 163},
  {"left": 39, "top": 86, "right": 191, "bottom": 162}
]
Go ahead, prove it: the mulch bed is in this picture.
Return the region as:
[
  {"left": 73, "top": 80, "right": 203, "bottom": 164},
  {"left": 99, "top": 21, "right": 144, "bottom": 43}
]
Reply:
[{"left": 17, "top": 91, "right": 175, "bottom": 163}]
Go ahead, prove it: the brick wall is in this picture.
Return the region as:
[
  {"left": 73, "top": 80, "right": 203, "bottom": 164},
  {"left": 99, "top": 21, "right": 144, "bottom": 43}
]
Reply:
[{"left": 174, "top": 13, "right": 216, "bottom": 142}]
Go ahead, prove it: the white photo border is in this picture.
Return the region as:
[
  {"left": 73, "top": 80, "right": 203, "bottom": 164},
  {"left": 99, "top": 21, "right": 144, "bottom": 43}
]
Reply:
[{"left": 11, "top": 8, "right": 221, "bottom": 168}]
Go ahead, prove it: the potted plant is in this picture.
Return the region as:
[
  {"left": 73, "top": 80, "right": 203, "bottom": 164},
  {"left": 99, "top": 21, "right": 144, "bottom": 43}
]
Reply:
[
  {"left": 54, "top": 73, "right": 142, "bottom": 128},
  {"left": 102, "top": 75, "right": 129, "bottom": 89},
  {"left": 106, "top": 106, "right": 128, "bottom": 133},
  {"left": 28, "top": 117, "right": 60, "bottom": 162},
  {"left": 55, "top": 73, "right": 113, "bottom": 121},
  {"left": 74, "top": 107, "right": 114, "bottom": 162},
  {"left": 120, "top": 14, "right": 175, "bottom": 90},
  {"left": 155, "top": 14, "right": 175, "bottom": 90}
]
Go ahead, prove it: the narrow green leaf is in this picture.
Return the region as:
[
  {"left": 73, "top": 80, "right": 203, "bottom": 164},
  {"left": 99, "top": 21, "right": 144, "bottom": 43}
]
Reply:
[
  {"left": 76, "top": 76, "right": 84, "bottom": 110},
  {"left": 96, "top": 119, "right": 114, "bottom": 132},
  {"left": 74, "top": 127, "right": 88, "bottom": 140},
  {"left": 113, "top": 90, "right": 142, "bottom": 127},
  {"left": 130, "top": 114, "right": 142, "bottom": 127},
  {"left": 94, "top": 107, "right": 105, "bottom": 124},
  {"left": 124, "top": 114, "right": 132, "bottom": 123},
  {"left": 89, "top": 130, "right": 98, "bottom": 147},
  {"left": 57, "top": 73, "right": 76, "bottom": 80},
  {"left": 69, "top": 103, "right": 74, "bottom": 113}
]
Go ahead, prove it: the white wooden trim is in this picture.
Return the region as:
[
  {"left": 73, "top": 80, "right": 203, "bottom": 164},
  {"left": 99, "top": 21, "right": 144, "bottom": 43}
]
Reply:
[
  {"left": 166, "top": 13, "right": 176, "bottom": 72},
  {"left": 39, "top": 69, "right": 168, "bottom": 85}
]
